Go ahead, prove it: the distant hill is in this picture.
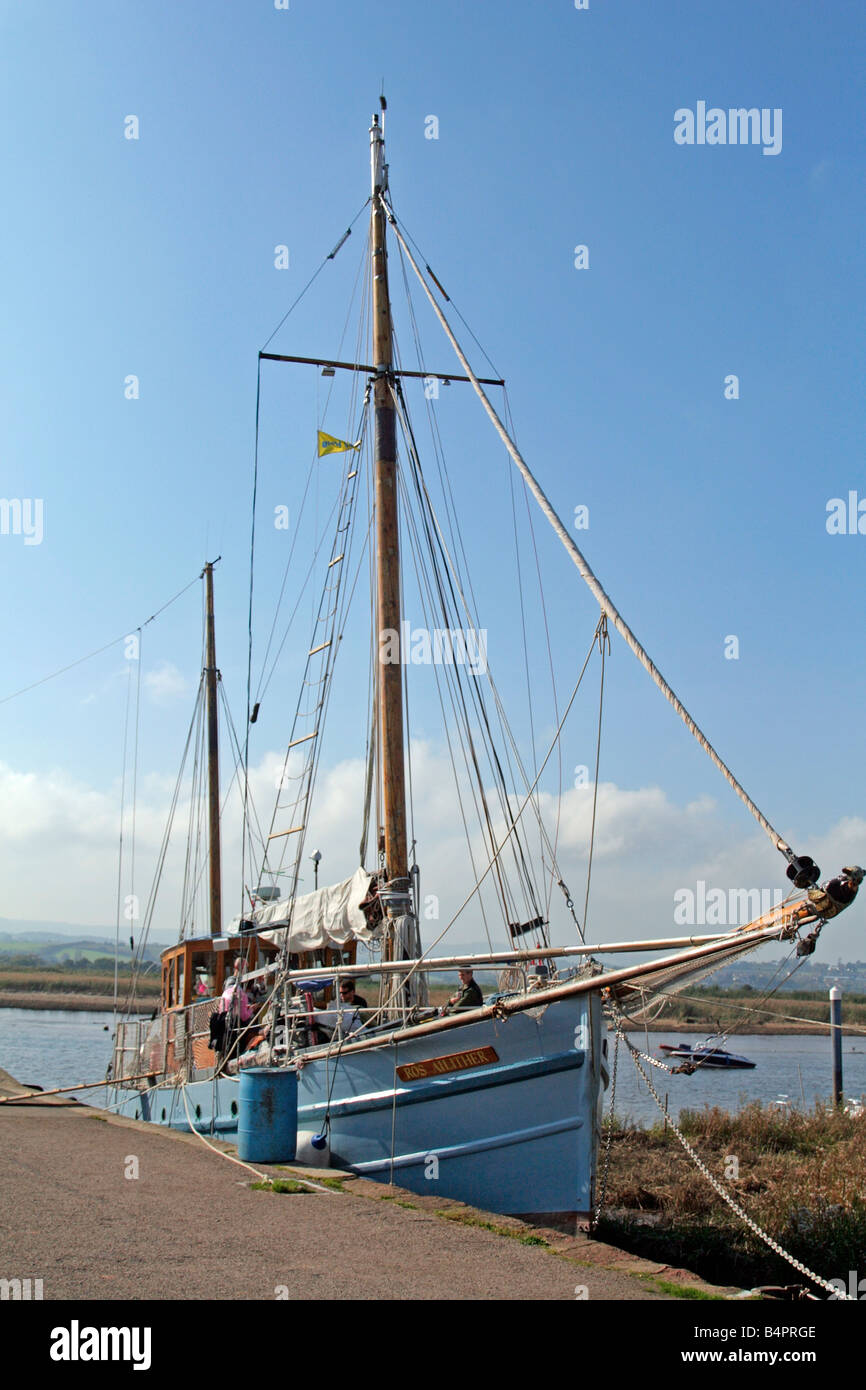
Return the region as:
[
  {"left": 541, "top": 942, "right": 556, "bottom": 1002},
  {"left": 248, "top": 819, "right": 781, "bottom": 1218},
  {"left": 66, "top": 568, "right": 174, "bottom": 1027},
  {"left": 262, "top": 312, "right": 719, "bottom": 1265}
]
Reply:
[
  {"left": 3, "top": 919, "right": 863, "bottom": 991},
  {"left": 0, "top": 919, "right": 168, "bottom": 966},
  {"left": 710, "top": 958, "right": 866, "bottom": 994}
]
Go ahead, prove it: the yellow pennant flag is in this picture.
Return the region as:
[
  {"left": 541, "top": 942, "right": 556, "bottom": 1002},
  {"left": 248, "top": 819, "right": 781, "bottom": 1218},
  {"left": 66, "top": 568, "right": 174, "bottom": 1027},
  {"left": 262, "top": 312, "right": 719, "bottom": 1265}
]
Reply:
[{"left": 317, "top": 431, "right": 361, "bottom": 458}]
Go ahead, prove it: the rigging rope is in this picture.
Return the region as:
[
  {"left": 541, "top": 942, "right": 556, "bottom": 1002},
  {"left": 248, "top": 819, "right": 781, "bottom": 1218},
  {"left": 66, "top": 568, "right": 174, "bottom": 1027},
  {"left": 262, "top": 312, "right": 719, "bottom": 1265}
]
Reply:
[
  {"left": 391, "top": 376, "right": 559, "bottom": 938},
  {"left": 254, "top": 227, "right": 372, "bottom": 706},
  {"left": 0, "top": 571, "right": 201, "bottom": 707},
  {"left": 119, "top": 682, "right": 205, "bottom": 1013},
  {"left": 383, "top": 198, "right": 796, "bottom": 867},
  {"left": 113, "top": 646, "right": 136, "bottom": 1020},
  {"left": 256, "top": 390, "right": 371, "bottom": 921},
  {"left": 242, "top": 358, "right": 263, "bottom": 922},
  {"left": 386, "top": 272, "right": 602, "bottom": 940},
  {"left": 582, "top": 617, "right": 609, "bottom": 935},
  {"left": 395, "top": 465, "right": 498, "bottom": 950},
  {"left": 260, "top": 197, "right": 371, "bottom": 351},
  {"left": 367, "top": 631, "right": 603, "bottom": 1016},
  {"left": 392, "top": 241, "right": 563, "bottom": 946},
  {"left": 506, "top": 407, "right": 565, "bottom": 923},
  {"left": 129, "top": 627, "right": 143, "bottom": 950},
  {"left": 392, "top": 385, "right": 543, "bottom": 935},
  {"left": 394, "top": 382, "right": 587, "bottom": 943}
]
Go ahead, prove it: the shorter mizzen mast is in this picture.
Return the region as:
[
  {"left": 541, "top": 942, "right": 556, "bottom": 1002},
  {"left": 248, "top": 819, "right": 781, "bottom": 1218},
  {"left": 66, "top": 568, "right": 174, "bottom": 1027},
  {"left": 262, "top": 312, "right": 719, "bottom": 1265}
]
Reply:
[{"left": 204, "top": 558, "right": 222, "bottom": 937}]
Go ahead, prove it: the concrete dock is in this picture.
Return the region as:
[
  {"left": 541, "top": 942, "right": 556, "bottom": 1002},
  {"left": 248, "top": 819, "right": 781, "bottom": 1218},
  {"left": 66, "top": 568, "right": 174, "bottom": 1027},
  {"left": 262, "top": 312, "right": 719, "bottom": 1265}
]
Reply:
[{"left": 0, "top": 1072, "right": 732, "bottom": 1301}]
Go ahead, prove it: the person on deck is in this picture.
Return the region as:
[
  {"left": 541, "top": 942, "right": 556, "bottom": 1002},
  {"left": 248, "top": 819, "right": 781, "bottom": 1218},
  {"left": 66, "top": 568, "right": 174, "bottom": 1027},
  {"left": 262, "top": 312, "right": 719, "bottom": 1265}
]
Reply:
[
  {"left": 339, "top": 980, "right": 368, "bottom": 1009},
  {"left": 443, "top": 968, "right": 483, "bottom": 1014},
  {"left": 219, "top": 977, "right": 253, "bottom": 1025},
  {"left": 336, "top": 979, "right": 370, "bottom": 1036},
  {"left": 224, "top": 957, "right": 243, "bottom": 988}
]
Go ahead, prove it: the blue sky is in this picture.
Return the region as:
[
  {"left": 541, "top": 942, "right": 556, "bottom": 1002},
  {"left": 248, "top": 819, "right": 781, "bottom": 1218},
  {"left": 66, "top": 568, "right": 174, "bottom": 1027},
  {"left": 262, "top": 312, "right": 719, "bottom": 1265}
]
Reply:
[{"left": 1, "top": 1, "right": 864, "bottom": 959}]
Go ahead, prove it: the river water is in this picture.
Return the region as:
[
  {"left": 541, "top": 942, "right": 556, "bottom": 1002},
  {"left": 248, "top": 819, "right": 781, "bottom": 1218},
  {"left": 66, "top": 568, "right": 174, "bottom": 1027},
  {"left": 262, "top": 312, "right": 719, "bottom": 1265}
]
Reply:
[
  {"left": 608, "top": 1030, "right": 866, "bottom": 1125},
  {"left": 0, "top": 1008, "right": 137, "bottom": 1097},
  {"left": 2, "top": 1009, "right": 865, "bottom": 1125}
]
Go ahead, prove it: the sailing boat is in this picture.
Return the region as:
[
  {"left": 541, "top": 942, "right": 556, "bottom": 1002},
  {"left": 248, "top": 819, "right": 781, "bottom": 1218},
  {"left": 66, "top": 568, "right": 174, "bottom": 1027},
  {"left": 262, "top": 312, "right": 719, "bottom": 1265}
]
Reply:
[{"left": 110, "top": 102, "right": 862, "bottom": 1220}]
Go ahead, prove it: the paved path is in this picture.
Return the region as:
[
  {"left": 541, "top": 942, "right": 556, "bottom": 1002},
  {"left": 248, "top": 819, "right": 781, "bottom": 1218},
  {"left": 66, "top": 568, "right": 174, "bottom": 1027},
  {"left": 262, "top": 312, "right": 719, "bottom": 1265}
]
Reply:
[{"left": 0, "top": 1087, "right": 723, "bottom": 1302}]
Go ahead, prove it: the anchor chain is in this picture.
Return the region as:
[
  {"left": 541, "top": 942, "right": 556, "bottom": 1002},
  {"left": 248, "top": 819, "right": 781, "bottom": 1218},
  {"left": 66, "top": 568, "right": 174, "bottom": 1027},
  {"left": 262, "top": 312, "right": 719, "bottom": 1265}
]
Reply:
[
  {"left": 591, "top": 1025, "right": 619, "bottom": 1231},
  {"left": 605, "top": 1004, "right": 854, "bottom": 1300}
]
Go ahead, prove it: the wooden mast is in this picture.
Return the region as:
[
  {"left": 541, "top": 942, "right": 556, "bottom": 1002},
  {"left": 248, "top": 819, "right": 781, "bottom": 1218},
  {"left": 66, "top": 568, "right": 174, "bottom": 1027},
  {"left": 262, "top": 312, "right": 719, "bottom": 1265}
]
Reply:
[
  {"left": 370, "top": 103, "right": 408, "bottom": 906},
  {"left": 204, "top": 559, "right": 222, "bottom": 938}
]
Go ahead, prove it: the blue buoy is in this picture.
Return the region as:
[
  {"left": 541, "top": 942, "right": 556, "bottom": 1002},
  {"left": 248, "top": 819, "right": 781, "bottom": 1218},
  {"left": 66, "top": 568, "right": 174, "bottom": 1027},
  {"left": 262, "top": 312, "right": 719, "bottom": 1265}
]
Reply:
[{"left": 237, "top": 1068, "right": 298, "bottom": 1163}]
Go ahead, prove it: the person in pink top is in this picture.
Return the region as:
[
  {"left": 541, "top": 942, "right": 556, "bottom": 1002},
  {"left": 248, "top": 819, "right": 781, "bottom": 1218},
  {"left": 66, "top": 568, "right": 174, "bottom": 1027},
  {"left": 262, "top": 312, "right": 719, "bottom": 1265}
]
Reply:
[{"left": 219, "top": 979, "right": 253, "bottom": 1024}]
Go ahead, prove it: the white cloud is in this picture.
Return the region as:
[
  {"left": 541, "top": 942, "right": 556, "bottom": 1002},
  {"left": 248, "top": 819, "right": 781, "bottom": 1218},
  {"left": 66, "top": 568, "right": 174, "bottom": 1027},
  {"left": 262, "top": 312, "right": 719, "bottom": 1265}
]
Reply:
[
  {"left": 144, "top": 662, "right": 189, "bottom": 704},
  {"left": 0, "top": 746, "right": 862, "bottom": 963},
  {"left": 540, "top": 782, "right": 718, "bottom": 861}
]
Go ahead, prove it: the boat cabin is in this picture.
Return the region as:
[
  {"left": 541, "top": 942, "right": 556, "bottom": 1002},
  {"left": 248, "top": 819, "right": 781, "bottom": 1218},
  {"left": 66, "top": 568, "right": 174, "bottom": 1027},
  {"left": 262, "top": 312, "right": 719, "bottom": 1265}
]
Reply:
[
  {"left": 159, "top": 936, "right": 357, "bottom": 1011},
  {"left": 159, "top": 937, "right": 271, "bottom": 1012}
]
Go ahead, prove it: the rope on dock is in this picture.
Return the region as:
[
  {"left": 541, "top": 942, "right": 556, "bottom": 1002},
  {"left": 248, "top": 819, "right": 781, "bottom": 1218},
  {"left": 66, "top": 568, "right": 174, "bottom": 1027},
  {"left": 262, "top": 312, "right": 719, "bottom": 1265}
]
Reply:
[{"left": 178, "top": 1084, "right": 337, "bottom": 1196}]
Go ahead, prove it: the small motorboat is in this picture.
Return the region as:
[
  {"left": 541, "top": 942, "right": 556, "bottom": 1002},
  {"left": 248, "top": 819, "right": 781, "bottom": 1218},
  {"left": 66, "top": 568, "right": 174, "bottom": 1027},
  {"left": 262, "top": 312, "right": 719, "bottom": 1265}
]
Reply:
[{"left": 659, "top": 1042, "right": 756, "bottom": 1069}]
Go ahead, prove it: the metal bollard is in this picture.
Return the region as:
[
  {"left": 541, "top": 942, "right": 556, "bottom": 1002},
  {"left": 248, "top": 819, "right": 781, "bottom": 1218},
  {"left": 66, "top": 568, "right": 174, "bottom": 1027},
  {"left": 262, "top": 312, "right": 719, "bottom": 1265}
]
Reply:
[{"left": 830, "top": 985, "right": 843, "bottom": 1105}]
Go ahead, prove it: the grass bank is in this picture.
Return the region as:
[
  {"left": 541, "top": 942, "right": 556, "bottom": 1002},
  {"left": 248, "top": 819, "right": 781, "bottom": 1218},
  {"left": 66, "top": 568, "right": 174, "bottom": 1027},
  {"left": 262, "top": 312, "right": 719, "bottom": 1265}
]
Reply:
[
  {"left": 596, "top": 1102, "right": 866, "bottom": 1290},
  {"left": 641, "top": 986, "right": 866, "bottom": 1034},
  {"left": 0, "top": 967, "right": 159, "bottom": 1011}
]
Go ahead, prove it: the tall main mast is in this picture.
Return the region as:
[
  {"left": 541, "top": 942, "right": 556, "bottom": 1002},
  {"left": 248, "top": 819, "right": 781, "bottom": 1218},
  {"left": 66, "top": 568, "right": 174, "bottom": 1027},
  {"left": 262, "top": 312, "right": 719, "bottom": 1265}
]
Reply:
[{"left": 370, "top": 105, "right": 408, "bottom": 892}]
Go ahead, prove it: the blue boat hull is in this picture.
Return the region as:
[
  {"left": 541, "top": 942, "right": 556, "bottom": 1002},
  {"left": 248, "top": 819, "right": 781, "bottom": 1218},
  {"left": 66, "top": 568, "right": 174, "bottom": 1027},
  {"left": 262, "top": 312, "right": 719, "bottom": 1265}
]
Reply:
[{"left": 110, "top": 992, "right": 607, "bottom": 1215}]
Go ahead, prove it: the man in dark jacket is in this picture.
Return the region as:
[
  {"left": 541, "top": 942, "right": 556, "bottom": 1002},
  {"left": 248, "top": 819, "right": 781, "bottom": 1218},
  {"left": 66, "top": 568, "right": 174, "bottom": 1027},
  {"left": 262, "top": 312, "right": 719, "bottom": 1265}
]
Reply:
[
  {"left": 339, "top": 980, "right": 368, "bottom": 1009},
  {"left": 444, "top": 969, "right": 483, "bottom": 1014}
]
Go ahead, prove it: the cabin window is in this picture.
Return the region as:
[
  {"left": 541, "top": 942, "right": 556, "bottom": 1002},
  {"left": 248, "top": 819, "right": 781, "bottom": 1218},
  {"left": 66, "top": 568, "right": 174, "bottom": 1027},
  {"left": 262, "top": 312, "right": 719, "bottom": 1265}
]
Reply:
[{"left": 191, "top": 951, "right": 217, "bottom": 998}]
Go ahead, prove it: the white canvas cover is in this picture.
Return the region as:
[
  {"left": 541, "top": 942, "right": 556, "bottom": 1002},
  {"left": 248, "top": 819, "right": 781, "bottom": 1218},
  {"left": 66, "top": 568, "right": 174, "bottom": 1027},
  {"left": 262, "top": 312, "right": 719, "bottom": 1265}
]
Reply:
[{"left": 238, "top": 865, "right": 378, "bottom": 952}]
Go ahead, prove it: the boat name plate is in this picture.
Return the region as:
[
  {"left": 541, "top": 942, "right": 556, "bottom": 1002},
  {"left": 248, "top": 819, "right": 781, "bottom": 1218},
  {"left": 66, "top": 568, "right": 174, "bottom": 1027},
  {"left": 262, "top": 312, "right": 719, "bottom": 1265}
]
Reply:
[{"left": 397, "top": 1045, "right": 499, "bottom": 1082}]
